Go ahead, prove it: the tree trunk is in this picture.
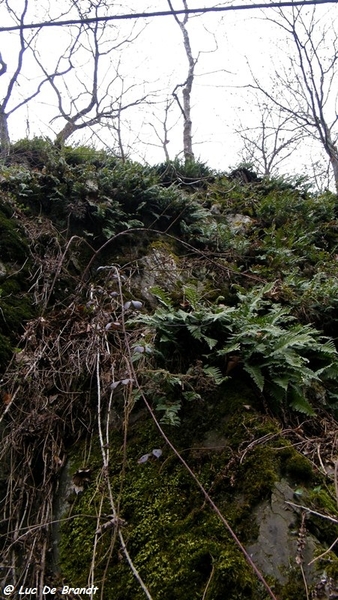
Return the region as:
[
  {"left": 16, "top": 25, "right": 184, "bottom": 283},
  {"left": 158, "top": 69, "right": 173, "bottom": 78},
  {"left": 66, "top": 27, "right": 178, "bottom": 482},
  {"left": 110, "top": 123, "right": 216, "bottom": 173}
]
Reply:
[
  {"left": 168, "top": 0, "right": 195, "bottom": 164},
  {"left": 0, "top": 107, "right": 10, "bottom": 157},
  {"left": 182, "top": 73, "right": 194, "bottom": 164},
  {"left": 329, "top": 152, "right": 338, "bottom": 193},
  {"left": 321, "top": 122, "right": 338, "bottom": 192},
  {"left": 180, "top": 20, "right": 195, "bottom": 164},
  {"left": 55, "top": 121, "right": 77, "bottom": 146}
]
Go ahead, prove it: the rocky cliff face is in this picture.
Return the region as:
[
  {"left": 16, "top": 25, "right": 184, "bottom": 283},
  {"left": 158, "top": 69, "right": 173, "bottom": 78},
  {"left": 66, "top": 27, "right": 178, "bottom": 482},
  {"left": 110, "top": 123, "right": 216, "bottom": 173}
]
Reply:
[{"left": 1, "top": 139, "right": 338, "bottom": 600}]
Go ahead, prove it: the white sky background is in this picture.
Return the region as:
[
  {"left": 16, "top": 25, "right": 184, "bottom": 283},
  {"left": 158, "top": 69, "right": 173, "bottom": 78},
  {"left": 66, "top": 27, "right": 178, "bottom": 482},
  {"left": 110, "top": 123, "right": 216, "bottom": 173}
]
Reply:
[{"left": 1, "top": 0, "right": 337, "bottom": 185}]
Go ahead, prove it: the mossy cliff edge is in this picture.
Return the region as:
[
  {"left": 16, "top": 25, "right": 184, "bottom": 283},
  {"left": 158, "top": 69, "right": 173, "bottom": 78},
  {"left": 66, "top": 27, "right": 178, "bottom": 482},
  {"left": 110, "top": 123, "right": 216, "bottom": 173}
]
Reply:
[{"left": 1, "top": 139, "right": 338, "bottom": 599}]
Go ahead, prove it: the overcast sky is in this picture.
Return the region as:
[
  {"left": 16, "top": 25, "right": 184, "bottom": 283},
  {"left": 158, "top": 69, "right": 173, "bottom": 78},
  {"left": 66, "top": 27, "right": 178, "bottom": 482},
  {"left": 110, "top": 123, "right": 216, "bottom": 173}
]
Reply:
[{"left": 1, "top": 1, "right": 337, "bottom": 184}]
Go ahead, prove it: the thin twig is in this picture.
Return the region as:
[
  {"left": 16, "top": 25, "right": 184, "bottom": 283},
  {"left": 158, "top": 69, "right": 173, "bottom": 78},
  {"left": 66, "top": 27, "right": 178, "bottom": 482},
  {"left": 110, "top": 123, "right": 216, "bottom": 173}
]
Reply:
[
  {"left": 79, "top": 227, "right": 266, "bottom": 285},
  {"left": 96, "top": 348, "right": 154, "bottom": 600},
  {"left": 300, "top": 564, "right": 310, "bottom": 600},
  {"left": 285, "top": 500, "right": 338, "bottom": 524},
  {"left": 201, "top": 562, "right": 215, "bottom": 600},
  {"left": 308, "top": 536, "right": 338, "bottom": 565}
]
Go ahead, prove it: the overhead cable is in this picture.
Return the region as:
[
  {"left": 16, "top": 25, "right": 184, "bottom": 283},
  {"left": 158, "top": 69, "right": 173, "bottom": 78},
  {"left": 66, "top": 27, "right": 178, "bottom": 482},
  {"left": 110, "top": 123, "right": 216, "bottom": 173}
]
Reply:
[{"left": 0, "top": 0, "right": 336, "bottom": 33}]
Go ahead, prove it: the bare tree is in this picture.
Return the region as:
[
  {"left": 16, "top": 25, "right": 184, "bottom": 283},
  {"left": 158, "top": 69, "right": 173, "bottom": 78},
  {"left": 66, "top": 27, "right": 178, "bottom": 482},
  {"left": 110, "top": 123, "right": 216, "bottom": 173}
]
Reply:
[
  {"left": 0, "top": 0, "right": 162, "bottom": 159},
  {"left": 0, "top": 0, "right": 94, "bottom": 154},
  {"left": 235, "top": 97, "right": 304, "bottom": 177},
  {"left": 32, "top": 1, "right": 150, "bottom": 146},
  {"left": 147, "top": 98, "right": 178, "bottom": 163},
  {"left": 247, "top": 5, "right": 338, "bottom": 190},
  {"left": 0, "top": 0, "right": 43, "bottom": 154},
  {"left": 167, "top": 0, "right": 196, "bottom": 163},
  {"left": 90, "top": 67, "right": 153, "bottom": 162}
]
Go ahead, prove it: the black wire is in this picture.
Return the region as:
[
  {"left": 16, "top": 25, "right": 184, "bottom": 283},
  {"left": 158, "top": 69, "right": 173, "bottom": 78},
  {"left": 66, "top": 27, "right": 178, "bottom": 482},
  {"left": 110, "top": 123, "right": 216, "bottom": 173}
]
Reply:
[{"left": 0, "top": 0, "right": 337, "bottom": 33}]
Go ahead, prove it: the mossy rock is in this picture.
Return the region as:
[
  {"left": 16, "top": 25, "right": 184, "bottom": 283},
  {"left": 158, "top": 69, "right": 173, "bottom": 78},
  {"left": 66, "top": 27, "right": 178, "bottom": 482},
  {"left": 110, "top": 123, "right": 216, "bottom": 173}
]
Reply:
[
  {"left": 57, "top": 388, "right": 305, "bottom": 600},
  {"left": 59, "top": 423, "right": 271, "bottom": 600}
]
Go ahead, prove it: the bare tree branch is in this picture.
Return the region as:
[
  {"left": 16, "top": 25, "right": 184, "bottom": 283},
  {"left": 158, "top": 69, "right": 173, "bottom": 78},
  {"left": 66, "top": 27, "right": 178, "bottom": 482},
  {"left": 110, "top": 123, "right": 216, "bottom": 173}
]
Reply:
[
  {"left": 246, "top": 4, "right": 338, "bottom": 189},
  {"left": 1, "top": 1, "right": 338, "bottom": 34},
  {"left": 236, "top": 98, "right": 305, "bottom": 176},
  {"left": 30, "top": 2, "right": 151, "bottom": 146},
  {"left": 0, "top": 0, "right": 31, "bottom": 151},
  {"left": 148, "top": 98, "right": 177, "bottom": 162},
  {"left": 0, "top": 0, "right": 77, "bottom": 153}
]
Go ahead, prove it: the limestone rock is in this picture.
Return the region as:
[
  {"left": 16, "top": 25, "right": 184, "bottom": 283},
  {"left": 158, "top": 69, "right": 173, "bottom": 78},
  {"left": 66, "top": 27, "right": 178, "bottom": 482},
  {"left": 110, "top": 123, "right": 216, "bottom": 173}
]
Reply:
[{"left": 247, "top": 479, "right": 320, "bottom": 585}]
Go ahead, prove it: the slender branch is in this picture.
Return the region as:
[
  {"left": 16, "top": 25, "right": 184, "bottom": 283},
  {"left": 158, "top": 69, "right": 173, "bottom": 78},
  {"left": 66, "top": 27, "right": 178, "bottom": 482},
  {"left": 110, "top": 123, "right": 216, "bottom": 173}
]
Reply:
[
  {"left": 0, "top": 51, "right": 7, "bottom": 76},
  {"left": 246, "top": 4, "right": 338, "bottom": 188}
]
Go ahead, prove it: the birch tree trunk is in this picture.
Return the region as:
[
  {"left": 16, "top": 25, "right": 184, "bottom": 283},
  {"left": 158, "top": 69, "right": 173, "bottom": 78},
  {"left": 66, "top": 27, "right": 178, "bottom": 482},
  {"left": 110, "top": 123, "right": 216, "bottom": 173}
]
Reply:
[{"left": 168, "top": 0, "right": 195, "bottom": 163}]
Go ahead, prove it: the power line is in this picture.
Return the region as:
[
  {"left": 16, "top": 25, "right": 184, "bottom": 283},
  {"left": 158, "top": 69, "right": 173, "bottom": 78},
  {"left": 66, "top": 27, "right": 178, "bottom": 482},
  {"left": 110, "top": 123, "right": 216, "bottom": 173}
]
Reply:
[{"left": 0, "top": 0, "right": 337, "bottom": 33}]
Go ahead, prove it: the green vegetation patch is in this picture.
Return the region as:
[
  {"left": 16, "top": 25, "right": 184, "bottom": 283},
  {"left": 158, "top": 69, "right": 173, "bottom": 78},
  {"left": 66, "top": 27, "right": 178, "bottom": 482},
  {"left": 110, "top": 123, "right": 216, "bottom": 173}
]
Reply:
[
  {"left": 2, "top": 142, "right": 338, "bottom": 599},
  {"left": 0, "top": 197, "right": 29, "bottom": 263}
]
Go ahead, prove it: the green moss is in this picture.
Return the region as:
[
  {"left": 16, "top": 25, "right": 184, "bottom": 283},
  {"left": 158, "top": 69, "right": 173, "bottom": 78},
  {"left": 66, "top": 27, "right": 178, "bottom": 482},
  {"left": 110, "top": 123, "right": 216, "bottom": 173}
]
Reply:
[
  {"left": 236, "top": 445, "right": 280, "bottom": 506},
  {"left": 273, "top": 568, "right": 308, "bottom": 600},
  {"left": 283, "top": 452, "right": 314, "bottom": 482},
  {"left": 1, "top": 281, "right": 33, "bottom": 328},
  {"left": 63, "top": 144, "right": 116, "bottom": 167},
  {"left": 324, "top": 552, "right": 338, "bottom": 580},
  {"left": 0, "top": 277, "right": 34, "bottom": 372},
  {"left": 310, "top": 486, "right": 338, "bottom": 515},
  {"left": 278, "top": 442, "right": 316, "bottom": 483},
  {"left": 207, "top": 548, "right": 266, "bottom": 600},
  {"left": 60, "top": 510, "right": 96, "bottom": 583},
  {"left": 0, "top": 200, "right": 29, "bottom": 263},
  {"left": 307, "top": 487, "right": 338, "bottom": 548},
  {"left": 150, "top": 239, "right": 180, "bottom": 257},
  {"left": 8, "top": 137, "right": 58, "bottom": 169},
  {"left": 58, "top": 401, "right": 284, "bottom": 599},
  {"left": 0, "top": 201, "right": 34, "bottom": 370}
]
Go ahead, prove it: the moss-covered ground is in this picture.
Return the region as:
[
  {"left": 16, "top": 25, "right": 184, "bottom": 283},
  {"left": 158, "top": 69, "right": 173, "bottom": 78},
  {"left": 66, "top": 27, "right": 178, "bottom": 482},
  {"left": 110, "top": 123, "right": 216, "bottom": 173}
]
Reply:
[{"left": 58, "top": 380, "right": 338, "bottom": 599}]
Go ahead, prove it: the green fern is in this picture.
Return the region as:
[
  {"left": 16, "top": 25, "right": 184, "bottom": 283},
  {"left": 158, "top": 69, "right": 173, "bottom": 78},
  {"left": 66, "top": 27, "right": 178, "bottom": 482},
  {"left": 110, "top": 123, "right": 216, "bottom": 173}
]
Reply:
[
  {"left": 288, "top": 386, "right": 316, "bottom": 416},
  {"left": 156, "top": 400, "right": 181, "bottom": 426},
  {"left": 243, "top": 364, "right": 265, "bottom": 392},
  {"left": 132, "top": 282, "right": 338, "bottom": 419},
  {"left": 183, "top": 284, "right": 203, "bottom": 310},
  {"left": 203, "top": 365, "right": 228, "bottom": 385},
  {"left": 150, "top": 286, "right": 173, "bottom": 309}
]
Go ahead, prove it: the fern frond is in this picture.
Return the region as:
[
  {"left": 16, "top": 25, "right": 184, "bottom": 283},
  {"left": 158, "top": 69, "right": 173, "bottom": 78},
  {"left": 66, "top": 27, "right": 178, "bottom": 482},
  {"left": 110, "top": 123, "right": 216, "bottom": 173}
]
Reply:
[
  {"left": 182, "top": 390, "right": 202, "bottom": 401},
  {"left": 289, "top": 386, "right": 315, "bottom": 416},
  {"left": 282, "top": 351, "right": 308, "bottom": 369},
  {"left": 218, "top": 342, "right": 241, "bottom": 356},
  {"left": 271, "top": 331, "right": 316, "bottom": 354},
  {"left": 203, "top": 335, "right": 218, "bottom": 350},
  {"left": 271, "top": 375, "right": 289, "bottom": 391},
  {"left": 243, "top": 364, "right": 265, "bottom": 392},
  {"left": 318, "top": 339, "right": 337, "bottom": 355},
  {"left": 267, "top": 381, "right": 287, "bottom": 404},
  {"left": 183, "top": 284, "right": 202, "bottom": 310},
  {"left": 150, "top": 286, "right": 173, "bottom": 309},
  {"left": 203, "top": 365, "right": 227, "bottom": 385},
  {"left": 186, "top": 324, "right": 203, "bottom": 341}
]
